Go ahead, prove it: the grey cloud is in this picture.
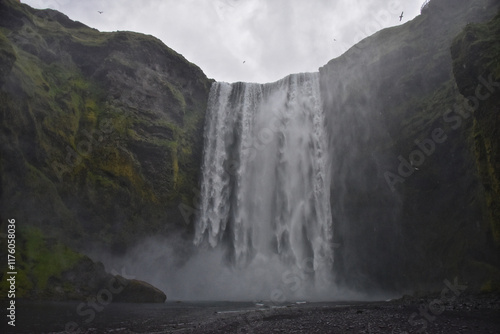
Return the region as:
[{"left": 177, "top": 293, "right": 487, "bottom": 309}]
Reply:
[{"left": 22, "top": 0, "right": 421, "bottom": 83}]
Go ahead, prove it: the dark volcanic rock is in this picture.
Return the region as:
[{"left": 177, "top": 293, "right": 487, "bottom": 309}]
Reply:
[
  {"left": 51, "top": 256, "right": 166, "bottom": 303},
  {"left": 114, "top": 277, "right": 167, "bottom": 303}
]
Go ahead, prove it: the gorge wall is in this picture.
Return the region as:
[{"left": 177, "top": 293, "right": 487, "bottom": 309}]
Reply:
[
  {"left": 0, "top": 0, "right": 212, "bottom": 253},
  {"left": 0, "top": 0, "right": 499, "bottom": 300},
  {"left": 320, "top": 0, "right": 500, "bottom": 293},
  {"left": 0, "top": 0, "right": 211, "bottom": 299}
]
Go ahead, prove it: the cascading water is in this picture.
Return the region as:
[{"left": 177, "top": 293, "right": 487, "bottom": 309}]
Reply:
[{"left": 195, "top": 72, "right": 334, "bottom": 299}]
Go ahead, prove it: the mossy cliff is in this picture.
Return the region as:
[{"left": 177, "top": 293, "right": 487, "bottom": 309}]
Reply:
[
  {"left": 0, "top": 0, "right": 211, "bottom": 300},
  {"left": 0, "top": 0, "right": 212, "bottom": 253},
  {"left": 320, "top": 0, "right": 500, "bottom": 293}
]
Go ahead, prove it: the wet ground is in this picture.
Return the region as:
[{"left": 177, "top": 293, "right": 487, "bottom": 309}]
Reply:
[{"left": 5, "top": 294, "right": 500, "bottom": 333}]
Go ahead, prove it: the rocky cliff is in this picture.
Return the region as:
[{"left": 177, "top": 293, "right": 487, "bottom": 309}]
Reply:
[
  {"left": 451, "top": 11, "right": 500, "bottom": 291},
  {"left": 0, "top": 0, "right": 211, "bottom": 300},
  {"left": 320, "top": 0, "right": 500, "bottom": 293},
  {"left": 0, "top": 0, "right": 212, "bottom": 253},
  {"left": 452, "top": 11, "right": 500, "bottom": 247}
]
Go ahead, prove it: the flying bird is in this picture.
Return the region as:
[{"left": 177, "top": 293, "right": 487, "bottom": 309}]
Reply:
[
  {"left": 98, "top": 11, "right": 103, "bottom": 14},
  {"left": 243, "top": 60, "right": 246, "bottom": 63},
  {"left": 399, "top": 11, "right": 404, "bottom": 21}
]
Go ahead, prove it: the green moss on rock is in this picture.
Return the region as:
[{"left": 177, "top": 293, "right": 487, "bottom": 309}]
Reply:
[
  {"left": 0, "top": 226, "right": 83, "bottom": 298},
  {"left": 0, "top": 0, "right": 212, "bottom": 254}
]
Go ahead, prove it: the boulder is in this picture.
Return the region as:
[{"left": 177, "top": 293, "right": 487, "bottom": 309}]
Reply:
[
  {"left": 114, "top": 276, "right": 167, "bottom": 303},
  {"left": 56, "top": 256, "right": 167, "bottom": 303}
]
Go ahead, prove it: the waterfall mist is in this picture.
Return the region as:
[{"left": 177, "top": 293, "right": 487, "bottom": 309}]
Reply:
[
  {"left": 193, "top": 73, "right": 337, "bottom": 299},
  {"left": 85, "top": 72, "right": 400, "bottom": 301},
  {"left": 85, "top": 233, "right": 373, "bottom": 302},
  {"left": 85, "top": 73, "right": 376, "bottom": 301}
]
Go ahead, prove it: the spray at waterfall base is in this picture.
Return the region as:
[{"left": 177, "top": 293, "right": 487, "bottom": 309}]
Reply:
[
  {"left": 94, "top": 73, "right": 391, "bottom": 301},
  {"left": 192, "top": 73, "right": 339, "bottom": 301}
]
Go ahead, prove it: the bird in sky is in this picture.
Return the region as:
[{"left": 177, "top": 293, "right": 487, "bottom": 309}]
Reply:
[
  {"left": 243, "top": 60, "right": 246, "bottom": 63},
  {"left": 98, "top": 11, "right": 103, "bottom": 14},
  {"left": 399, "top": 11, "right": 404, "bottom": 21}
]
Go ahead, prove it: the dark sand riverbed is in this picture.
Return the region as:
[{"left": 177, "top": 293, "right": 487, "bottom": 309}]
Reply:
[{"left": 5, "top": 294, "right": 500, "bottom": 333}]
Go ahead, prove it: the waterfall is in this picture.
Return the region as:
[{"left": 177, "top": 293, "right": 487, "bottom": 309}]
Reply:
[{"left": 195, "top": 72, "right": 334, "bottom": 294}]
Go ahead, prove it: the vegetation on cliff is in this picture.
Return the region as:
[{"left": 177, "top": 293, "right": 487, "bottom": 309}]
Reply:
[
  {"left": 0, "top": 0, "right": 212, "bottom": 251},
  {"left": 0, "top": 0, "right": 211, "bottom": 300}
]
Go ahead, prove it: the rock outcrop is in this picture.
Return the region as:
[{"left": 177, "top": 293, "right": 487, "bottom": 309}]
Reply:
[
  {"left": 0, "top": 226, "right": 166, "bottom": 302},
  {"left": 115, "top": 278, "right": 167, "bottom": 303},
  {"left": 59, "top": 258, "right": 166, "bottom": 303}
]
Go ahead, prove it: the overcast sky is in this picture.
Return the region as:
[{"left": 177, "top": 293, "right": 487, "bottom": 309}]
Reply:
[{"left": 23, "top": 0, "right": 423, "bottom": 83}]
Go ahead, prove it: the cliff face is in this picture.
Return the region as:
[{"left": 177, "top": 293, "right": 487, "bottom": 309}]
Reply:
[
  {"left": 0, "top": 0, "right": 212, "bottom": 252},
  {"left": 451, "top": 12, "right": 500, "bottom": 291},
  {"left": 320, "top": 0, "right": 500, "bottom": 293}
]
